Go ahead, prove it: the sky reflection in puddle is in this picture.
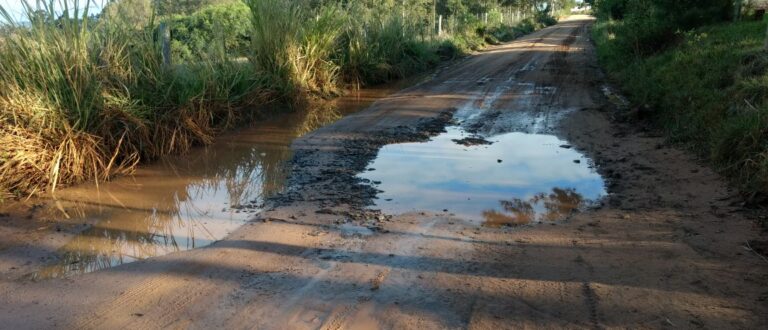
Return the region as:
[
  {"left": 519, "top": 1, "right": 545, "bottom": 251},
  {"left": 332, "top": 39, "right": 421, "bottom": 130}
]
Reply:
[{"left": 360, "top": 127, "right": 606, "bottom": 226}]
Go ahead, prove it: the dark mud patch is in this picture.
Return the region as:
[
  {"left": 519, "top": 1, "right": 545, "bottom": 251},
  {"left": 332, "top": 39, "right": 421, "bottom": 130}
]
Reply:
[
  {"left": 452, "top": 136, "right": 493, "bottom": 146},
  {"left": 268, "top": 109, "right": 457, "bottom": 217}
]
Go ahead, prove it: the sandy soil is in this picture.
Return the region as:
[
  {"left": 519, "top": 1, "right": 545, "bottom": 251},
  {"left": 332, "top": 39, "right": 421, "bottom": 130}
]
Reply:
[{"left": 0, "top": 16, "right": 766, "bottom": 329}]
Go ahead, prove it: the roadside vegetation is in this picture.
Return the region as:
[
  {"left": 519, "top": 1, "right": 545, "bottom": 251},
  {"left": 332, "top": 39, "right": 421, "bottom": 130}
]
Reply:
[
  {"left": 592, "top": 0, "right": 768, "bottom": 200},
  {"left": 0, "top": 0, "right": 568, "bottom": 198}
]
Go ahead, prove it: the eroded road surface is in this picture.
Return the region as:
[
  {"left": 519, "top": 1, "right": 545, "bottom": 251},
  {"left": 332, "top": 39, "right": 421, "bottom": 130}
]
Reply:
[{"left": 2, "top": 16, "right": 767, "bottom": 329}]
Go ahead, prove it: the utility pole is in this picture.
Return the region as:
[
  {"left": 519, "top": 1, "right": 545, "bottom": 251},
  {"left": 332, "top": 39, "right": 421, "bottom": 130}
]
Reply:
[{"left": 154, "top": 0, "right": 171, "bottom": 67}]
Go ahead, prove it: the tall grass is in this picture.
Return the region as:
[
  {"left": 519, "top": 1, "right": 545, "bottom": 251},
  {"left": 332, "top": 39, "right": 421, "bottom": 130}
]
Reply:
[
  {"left": 0, "top": 1, "right": 254, "bottom": 195},
  {"left": 243, "top": 0, "right": 556, "bottom": 90},
  {"left": 338, "top": 10, "right": 438, "bottom": 85},
  {"left": 245, "top": 0, "right": 344, "bottom": 97}
]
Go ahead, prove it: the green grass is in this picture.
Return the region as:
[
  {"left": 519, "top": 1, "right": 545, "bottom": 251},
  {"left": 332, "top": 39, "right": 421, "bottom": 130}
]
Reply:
[{"left": 594, "top": 19, "right": 768, "bottom": 196}]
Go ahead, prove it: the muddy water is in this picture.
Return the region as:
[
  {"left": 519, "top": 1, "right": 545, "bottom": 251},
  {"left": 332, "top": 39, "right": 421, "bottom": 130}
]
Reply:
[
  {"left": 17, "top": 86, "right": 403, "bottom": 279},
  {"left": 360, "top": 126, "right": 606, "bottom": 227}
]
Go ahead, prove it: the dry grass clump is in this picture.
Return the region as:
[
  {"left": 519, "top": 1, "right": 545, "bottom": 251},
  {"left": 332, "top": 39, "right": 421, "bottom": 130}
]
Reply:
[
  {"left": 0, "top": 1, "right": 253, "bottom": 196},
  {"left": 0, "top": 126, "right": 135, "bottom": 194}
]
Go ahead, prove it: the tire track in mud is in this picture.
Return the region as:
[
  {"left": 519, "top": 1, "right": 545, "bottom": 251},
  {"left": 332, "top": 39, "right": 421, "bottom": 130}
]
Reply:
[
  {"left": 295, "top": 220, "right": 441, "bottom": 329},
  {"left": 218, "top": 228, "right": 382, "bottom": 329},
  {"left": 460, "top": 22, "right": 584, "bottom": 135},
  {"left": 73, "top": 274, "right": 198, "bottom": 329},
  {"left": 73, "top": 255, "right": 226, "bottom": 329},
  {"left": 582, "top": 282, "right": 602, "bottom": 330},
  {"left": 547, "top": 23, "right": 581, "bottom": 75},
  {"left": 437, "top": 26, "right": 559, "bottom": 87}
]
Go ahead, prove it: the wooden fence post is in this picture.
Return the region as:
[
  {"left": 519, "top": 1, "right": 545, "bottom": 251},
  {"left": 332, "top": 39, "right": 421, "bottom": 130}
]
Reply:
[
  {"left": 764, "top": 21, "right": 768, "bottom": 50},
  {"left": 438, "top": 15, "right": 443, "bottom": 36},
  {"left": 159, "top": 22, "right": 171, "bottom": 67}
]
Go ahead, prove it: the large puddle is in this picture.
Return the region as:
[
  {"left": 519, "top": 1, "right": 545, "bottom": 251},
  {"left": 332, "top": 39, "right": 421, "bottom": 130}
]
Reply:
[
  {"left": 16, "top": 86, "right": 403, "bottom": 279},
  {"left": 359, "top": 126, "right": 606, "bottom": 227}
]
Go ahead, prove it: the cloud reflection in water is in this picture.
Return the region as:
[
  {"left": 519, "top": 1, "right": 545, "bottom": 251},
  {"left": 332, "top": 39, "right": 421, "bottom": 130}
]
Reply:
[{"left": 359, "top": 127, "right": 606, "bottom": 226}]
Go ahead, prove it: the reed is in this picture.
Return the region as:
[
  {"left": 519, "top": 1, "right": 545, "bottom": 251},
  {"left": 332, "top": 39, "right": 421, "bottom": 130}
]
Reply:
[{"left": 0, "top": 1, "right": 252, "bottom": 196}]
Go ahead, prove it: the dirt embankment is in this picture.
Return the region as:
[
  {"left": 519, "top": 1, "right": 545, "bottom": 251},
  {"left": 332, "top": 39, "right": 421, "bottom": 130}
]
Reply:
[{"left": 0, "top": 16, "right": 765, "bottom": 329}]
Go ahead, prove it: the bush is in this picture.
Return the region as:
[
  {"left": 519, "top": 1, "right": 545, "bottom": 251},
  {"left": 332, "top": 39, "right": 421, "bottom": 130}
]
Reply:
[
  {"left": 337, "top": 12, "right": 438, "bottom": 85},
  {"left": 594, "top": 16, "right": 768, "bottom": 196},
  {"left": 167, "top": 2, "right": 251, "bottom": 62},
  {"left": 594, "top": 0, "right": 733, "bottom": 57},
  {"left": 244, "top": 0, "right": 344, "bottom": 97}
]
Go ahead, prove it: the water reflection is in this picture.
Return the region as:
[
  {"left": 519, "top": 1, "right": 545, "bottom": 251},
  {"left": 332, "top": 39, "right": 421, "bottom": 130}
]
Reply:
[
  {"left": 359, "top": 127, "right": 605, "bottom": 224},
  {"left": 25, "top": 87, "right": 396, "bottom": 279},
  {"left": 483, "top": 187, "right": 584, "bottom": 227}
]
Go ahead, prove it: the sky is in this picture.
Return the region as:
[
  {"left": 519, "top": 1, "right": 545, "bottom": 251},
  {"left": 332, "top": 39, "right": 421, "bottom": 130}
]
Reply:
[{"left": 0, "top": 0, "right": 106, "bottom": 22}]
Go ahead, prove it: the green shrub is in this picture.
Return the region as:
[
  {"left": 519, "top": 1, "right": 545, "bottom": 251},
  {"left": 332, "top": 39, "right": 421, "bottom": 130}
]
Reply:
[
  {"left": 594, "top": 0, "right": 733, "bottom": 57},
  {"left": 338, "top": 12, "right": 437, "bottom": 85},
  {"left": 244, "top": 0, "right": 344, "bottom": 97},
  {"left": 595, "top": 17, "right": 768, "bottom": 195},
  {"left": 167, "top": 2, "right": 251, "bottom": 62}
]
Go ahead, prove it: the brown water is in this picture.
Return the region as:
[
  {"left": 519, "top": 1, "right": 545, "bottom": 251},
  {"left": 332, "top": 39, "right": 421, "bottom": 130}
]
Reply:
[{"left": 19, "top": 86, "right": 403, "bottom": 279}]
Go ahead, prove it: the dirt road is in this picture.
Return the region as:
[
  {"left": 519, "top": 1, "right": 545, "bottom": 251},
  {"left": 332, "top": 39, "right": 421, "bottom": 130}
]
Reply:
[{"left": 1, "top": 16, "right": 766, "bottom": 329}]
